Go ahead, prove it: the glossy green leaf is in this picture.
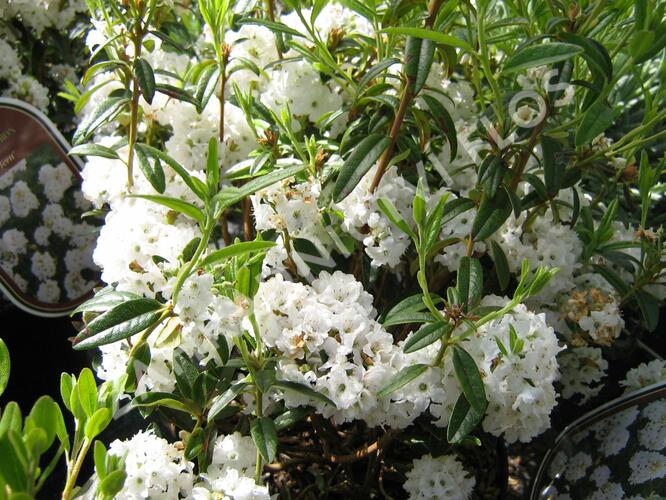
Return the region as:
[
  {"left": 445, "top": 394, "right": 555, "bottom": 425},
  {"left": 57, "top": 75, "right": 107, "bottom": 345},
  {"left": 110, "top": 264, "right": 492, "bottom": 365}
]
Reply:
[
  {"left": 457, "top": 257, "right": 483, "bottom": 309},
  {"left": 273, "top": 380, "right": 335, "bottom": 406},
  {"left": 251, "top": 417, "right": 277, "bottom": 463},
  {"left": 558, "top": 33, "right": 612, "bottom": 81},
  {"left": 206, "top": 137, "right": 220, "bottom": 193},
  {"left": 404, "top": 321, "right": 453, "bottom": 353},
  {"left": 135, "top": 144, "right": 207, "bottom": 200},
  {"left": 0, "top": 339, "right": 8, "bottom": 398},
  {"left": 377, "top": 364, "right": 429, "bottom": 398},
  {"left": 73, "top": 288, "right": 142, "bottom": 315},
  {"left": 69, "top": 143, "right": 120, "bottom": 160},
  {"left": 503, "top": 42, "right": 583, "bottom": 73},
  {"left": 447, "top": 393, "right": 484, "bottom": 443},
  {"left": 99, "top": 469, "right": 127, "bottom": 497},
  {"left": 73, "top": 96, "right": 129, "bottom": 145},
  {"left": 85, "top": 407, "right": 111, "bottom": 439},
  {"left": 334, "top": 134, "right": 390, "bottom": 202},
  {"left": 421, "top": 94, "right": 457, "bottom": 160},
  {"left": 472, "top": 188, "right": 512, "bottom": 241},
  {"left": 575, "top": 99, "right": 615, "bottom": 147},
  {"left": 134, "top": 58, "right": 156, "bottom": 104},
  {"left": 77, "top": 368, "right": 98, "bottom": 417},
  {"left": 173, "top": 348, "right": 199, "bottom": 398},
  {"left": 73, "top": 299, "right": 164, "bottom": 350},
  {"left": 541, "top": 135, "right": 564, "bottom": 198},
  {"left": 132, "top": 195, "right": 205, "bottom": 226},
  {"left": 405, "top": 36, "right": 436, "bottom": 94},
  {"left": 132, "top": 392, "right": 189, "bottom": 412},
  {"left": 490, "top": 240, "right": 510, "bottom": 292},
  {"left": 208, "top": 381, "right": 248, "bottom": 420},
  {"left": 202, "top": 241, "right": 276, "bottom": 267},
  {"left": 382, "top": 27, "right": 473, "bottom": 51},
  {"left": 452, "top": 346, "right": 487, "bottom": 414},
  {"left": 135, "top": 146, "right": 166, "bottom": 194},
  {"left": 274, "top": 406, "right": 312, "bottom": 431}
]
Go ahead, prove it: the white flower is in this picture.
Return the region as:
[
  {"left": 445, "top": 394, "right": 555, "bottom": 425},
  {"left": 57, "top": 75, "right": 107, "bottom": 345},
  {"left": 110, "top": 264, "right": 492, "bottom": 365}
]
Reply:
[
  {"left": 9, "top": 181, "right": 39, "bottom": 218},
  {"left": 31, "top": 251, "right": 57, "bottom": 280},
  {"left": 38, "top": 163, "right": 73, "bottom": 202},
  {"left": 622, "top": 360, "right": 666, "bottom": 393},
  {"left": 558, "top": 346, "right": 607, "bottom": 402},
  {"left": 403, "top": 454, "right": 475, "bottom": 500},
  {"left": 629, "top": 450, "right": 666, "bottom": 484},
  {"left": 0, "top": 196, "right": 10, "bottom": 226},
  {"left": 1, "top": 229, "right": 28, "bottom": 255},
  {"left": 36, "top": 280, "right": 60, "bottom": 303},
  {"left": 590, "top": 407, "right": 639, "bottom": 456}
]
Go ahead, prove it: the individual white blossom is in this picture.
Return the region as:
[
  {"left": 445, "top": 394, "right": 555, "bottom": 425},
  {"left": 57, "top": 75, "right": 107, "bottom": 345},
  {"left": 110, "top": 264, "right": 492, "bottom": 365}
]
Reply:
[{"left": 403, "top": 454, "right": 475, "bottom": 500}]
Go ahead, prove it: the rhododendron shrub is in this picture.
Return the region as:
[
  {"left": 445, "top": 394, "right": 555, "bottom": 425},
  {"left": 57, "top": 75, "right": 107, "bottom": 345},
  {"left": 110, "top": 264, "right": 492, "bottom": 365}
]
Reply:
[{"left": 1, "top": 0, "right": 666, "bottom": 498}]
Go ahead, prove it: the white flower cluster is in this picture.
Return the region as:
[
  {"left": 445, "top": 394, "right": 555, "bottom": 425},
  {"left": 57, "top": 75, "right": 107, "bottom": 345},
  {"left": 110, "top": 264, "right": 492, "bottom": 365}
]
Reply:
[
  {"left": 336, "top": 166, "right": 415, "bottom": 268},
  {"left": 192, "top": 432, "right": 270, "bottom": 500},
  {"left": 558, "top": 346, "right": 608, "bottom": 402},
  {"left": 622, "top": 359, "right": 666, "bottom": 394},
  {"left": 82, "top": 430, "right": 269, "bottom": 499},
  {"left": 0, "top": 0, "right": 86, "bottom": 36},
  {"left": 0, "top": 39, "right": 50, "bottom": 111},
  {"left": 254, "top": 271, "right": 429, "bottom": 427},
  {"left": 403, "top": 454, "right": 475, "bottom": 500}
]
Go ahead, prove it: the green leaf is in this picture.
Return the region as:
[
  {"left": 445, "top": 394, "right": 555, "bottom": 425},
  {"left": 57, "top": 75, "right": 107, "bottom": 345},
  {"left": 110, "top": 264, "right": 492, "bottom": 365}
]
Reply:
[
  {"left": 131, "top": 195, "right": 205, "bottom": 226},
  {"left": 99, "top": 469, "right": 127, "bottom": 497},
  {"left": 377, "top": 197, "right": 415, "bottom": 239},
  {"left": 0, "top": 402, "right": 21, "bottom": 437},
  {"left": 73, "top": 288, "right": 142, "bottom": 314},
  {"left": 0, "top": 339, "right": 9, "bottom": 398},
  {"left": 273, "top": 380, "right": 336, "bottom": 406},
  {"left": 135, "top": 147, "right": 166, "bottom": 194},
  {"left": 206, "top": 137, "right": 220, "bottom": 193},
  {"left": 382, "top": 294, "right": 437, "bottom": 327},
  {"left": 478, "top": 154, "right": 506, "bottom": 199},
  {"left": 208, "top": 381, "right": 248, "bottom": 420},
  {"left": 251, "top": 417, "right": 278, "bottom": 463},
  {"left": 423, "top": 193, "right": 450, "bottom": 252},
  {"left": 404, "top": 321, "right": 453, "bottom": 353},
  {"left": 132, "top": 392, "right": 188, "bottom": 412},
  {"left": 69, "top": 143, "right": 120, "bottom": 160},
  {"left": 472, "top": 188, "right": 512, "bottom": 241},
  {"left": 575, "top": 99, "right": 614, "bottom": 147},
  {"left": 404, "top": 36, "right": 435, "bottom": 94},
  {"left": 503, "top": 42, "right": 583, "bottom": 73},
  {"left": 0, "top": 433, "right": 28, "bottom": 491},
  {"left": 135, "top": 144, "right": 207, "bottom": 200},
  {"left": 382, "top": 27, "right": 473, "bottom": 52},
  {"left": 237, "top": 17, "right": 306, "bottom": 38},
  {"left": 195, "top": 64, "right": 220, "bottom": 113},
  {"left": 635, "top": 290, "right": 660, "bottom": 333},
  {"left": 155, "top": 83, "right": 198, "bottom": 106},
  {"left": 214, "top": 164, "right": 307, "bottom": 212},
  {"left": 457, "top": 257, "right": 483, "bottom": 310},
  {"left": 73, "top": 96, "right": 129, "bottom": 145},
  {"left": 274, "top": 407, "right": 312, "bottom": 431},
  {"left": 356, "top": 58, "right": 400, "bottom": 94},
  {"left": 173, "top": 348, "right": 199, "bottom": 398},
  {"left": 185, "top": 427, "right": 205, "bottom": 460},
  {"left": 26, "top": 396, "right": 59, "bottom": 451},
  {"left": 447, "top": 393, "right": 484, "bottom": 443},
  {"left": 334, "top": 134, "right": 390, "bottom": 202},
  {"left": 134, "top": 58, "right": 156, "bottom": 104},
  {"left": 490, "top": 240, "right": 510, "bottom": 292},
  {"left": 73, "top": 299, "right": 164, "bottom": 350},
  {"left": 558, "top": 33, "right": 612, "bottom": 81},
  {"left": 202, "top": 241, "right": 276, "bottom": 267},
  {"left": 377, "top": 364, "right": 429, "bottom": 398},
  {"left": 452, "top": 346, "right": 487, "bottom": 414},
  {"left": 85, "top": 407, "right": 111, "bottom": 439},
  {"left": 541, "top": 135, "right": 564, "bottom": 198},
  {"left": 441, "top": 198, "right": 475, "bottom": 226},
  {"left": 421, "top": 94, "right": 457, "bottom": 160},
  {"left": 77, "top": 368, "right": 98, "bottom": 417}
]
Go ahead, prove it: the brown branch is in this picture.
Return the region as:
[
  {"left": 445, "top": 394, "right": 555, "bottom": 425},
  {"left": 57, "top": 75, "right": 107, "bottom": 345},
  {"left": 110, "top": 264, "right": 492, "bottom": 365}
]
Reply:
[{"left": 326, "top": 429, "right": 400, "bottom": 464}]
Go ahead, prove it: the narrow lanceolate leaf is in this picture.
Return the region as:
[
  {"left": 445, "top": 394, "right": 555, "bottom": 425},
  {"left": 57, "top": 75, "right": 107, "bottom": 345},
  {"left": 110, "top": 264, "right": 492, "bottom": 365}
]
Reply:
[
  {"left": 447, "top": 393, "right": 484, "bottom": 443},
  {"left": 404, "top": 321, "right": 453, "bottom": 353},
  {"left": 441, "top": 198, "right": 475, "bottom": 226},
  {"left": 421, "top": 94, "right": 457, "bottom": 160},
  {"left": 132, "top": 194, "right": 205, "bottom": 226},
  {"left": 206, "top": 137, "right": 220, "bottom": 193},
  {"left": 382, "top": 293, "right": 439, "bottom": 327},
  {"left": 73, "top": 299, "right": 164, "bottom": 350},
  {"left": 575, "top": 99, "right": 615, "bottom": 147},
  {"left": 404, "top": 36, "right": 436, "bottom": 94},
  {"left": 503, "top": 42, "right": 583, "bottom": 73},
  {"left": 73, "top": 288, "right": 142, "bottom": 314},
  {"left": 134, "top": 58, "right": 156, "bottom": 104},
  {"left": 135, "top": 146, "right": 166, "bottom": 193},
  {"left": 490, "top": 240, "right": 510, "bottom": 292},
  {"left": 273, "top": 380, "right": 335, "bottom": 406},
  {"left": 135, "top": 144, "right": 207, "bottom": 200},
  {"left": 377, "top": 197, "right": 415, "bottom": 239},
  {"left": 382, "top": 27, "right": 473, "bottom": 52},
  {"left": 356, "top": 58, "right": 400, "bottom": 94},
  {"left": 541, "top": 135, "right": 564, "bottom": 198},
  {"left": 377, "top": 364, "right": 429, "bottom": 398},
  {"left": 73, "top": 96, "right": 129, "bottom": 144},
  {"left": 452, "top": 346, "right": 487, "bottom": 414},
  {"left": 0, "top": 339, "right": 10, "bottom": 398},
  {"left": 132, "top": 392, "right": 189, "bottom": 412},
  {"left": 195, "top": 64, "right": 220, "bottom": 113},
  {"left": 472, "top": 188, "right": 512, "bottom": 241},
  {"left": 251, "top": 417, "right": 278, "bottom": 463},
  {"left": 208, "top": 381, "right": 248, "bottom": 420},
  {"left": 155, "top": 83, "right": 198, "bottom": 106},
  {"left": 558, "top": 33, "right": 612, "bottom": 81},
  {"left": 457, "top": 257, "right": 483, "bottom": 310},
  {"left": 202, "top": 241, "right": 276, "bottom": 267},
  {"left": 69, "top": 143, "right": 120, "bottom": 160},
  {"left": 173, "top": 348, "right": 199, "bottom": 398},
  {"left": 214, "top": 164, "right": 307, "bottom": 212},
  {"left": 635, "top": 290, "right": 660, "bottom": 333},
  {"left": 334, "top": 134, "right": 390, "bottom": 202}
]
